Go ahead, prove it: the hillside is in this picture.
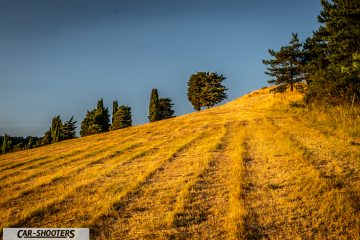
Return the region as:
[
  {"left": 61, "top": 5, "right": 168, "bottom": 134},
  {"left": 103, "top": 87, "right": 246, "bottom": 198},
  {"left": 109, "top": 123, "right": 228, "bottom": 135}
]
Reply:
[{"left": 0, "top": 88, "right": 359, "bottom": 239}]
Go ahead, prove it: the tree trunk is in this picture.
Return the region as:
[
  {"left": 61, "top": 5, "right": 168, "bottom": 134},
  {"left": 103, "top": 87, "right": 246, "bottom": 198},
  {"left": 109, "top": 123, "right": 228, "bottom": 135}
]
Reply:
[{"left": 290, "top": 83, "right": 294, "bottom": 91}]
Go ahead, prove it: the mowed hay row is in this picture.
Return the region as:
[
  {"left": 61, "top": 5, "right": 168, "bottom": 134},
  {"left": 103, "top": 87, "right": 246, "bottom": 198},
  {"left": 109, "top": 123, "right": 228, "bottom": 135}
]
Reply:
[
  {"left": 0, "top": 125, "right": 149, "bottom": 182},
  {"left": 21, "top": 136, "right": 191, "bottom": 229},
  {"left": 101, "top": 123, "right": 228, "bottom": 240},
  {"left": 243, "top": 118, "right": 359, "bottom": 239},
  {"left": 0, "top": 126, "right": 137, "bottom": 170},
  {"left": 0, "top": 119, "right": 190, "bottom": 198},
  {"left": 0, "top": 140, "right": 145, "bottom": 228},
  {"left": 225, "top": 121, "right": 248, "bottom": 240},
  {"left": 274, "top": 115, "right": 360, "bottom": 196},
  {"left": 0, "top": 139, "right": 140, "bottom": 199},
  {"left": 0, "top": 120, "right": 200, "bottom": 230},
  {"left": 0, "top": 117, "right": 184, "bottom": 172},
  {"left": 165, "top": 123, "right": 231, "bottom": 239},
  {"left": 0, "top": 141, "right": 141, "bottom": 214},
  {"left": 0, "top": 131, "right": 159, "bottom": 218}
]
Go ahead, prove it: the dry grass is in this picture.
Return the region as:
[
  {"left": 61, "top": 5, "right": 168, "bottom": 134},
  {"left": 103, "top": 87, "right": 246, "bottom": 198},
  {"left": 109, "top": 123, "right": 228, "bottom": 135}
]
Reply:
[
  {"left": 302, "top": 104, "right": 360, "bottom": 137},
  {"left": 0, "top": 87, "right": 359, "bottom": 239}
]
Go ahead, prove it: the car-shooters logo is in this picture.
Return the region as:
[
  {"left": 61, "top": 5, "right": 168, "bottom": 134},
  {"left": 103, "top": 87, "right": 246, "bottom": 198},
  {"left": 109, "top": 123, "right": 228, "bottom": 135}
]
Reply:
[{"left": 3, "top": 228, "right": 89, "bottom": 240}]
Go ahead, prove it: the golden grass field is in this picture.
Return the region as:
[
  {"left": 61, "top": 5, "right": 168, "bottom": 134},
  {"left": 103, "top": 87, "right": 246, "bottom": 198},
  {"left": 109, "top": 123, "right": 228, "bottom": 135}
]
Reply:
[{"left": 0, "top": 88, "right": 359, "bottom": 239}]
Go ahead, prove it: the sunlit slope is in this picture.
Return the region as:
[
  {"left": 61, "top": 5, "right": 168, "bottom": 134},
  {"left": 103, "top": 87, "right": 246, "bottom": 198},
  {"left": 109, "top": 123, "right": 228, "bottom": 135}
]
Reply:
[{"left": 0, "top": 88, "right": 359, "bottom": 239}]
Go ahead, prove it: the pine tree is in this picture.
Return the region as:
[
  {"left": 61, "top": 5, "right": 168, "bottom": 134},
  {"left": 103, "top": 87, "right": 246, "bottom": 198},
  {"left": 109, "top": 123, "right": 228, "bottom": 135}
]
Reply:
[
  {"left": 61, "top": 116, "right": 77, "bottom": 140},
  {"left": 263, "top": 33, "right": 305, "bottom": 92},
  {"left": 41, "top": 128, "right": 52, "bottom": 145},
  {"left": 304, "top": 0, "right": 360, "bottom": 104},
  {"left": 148, "top": 89, "right": 161, "bottom": 122},
  {"left": 159, "top": 98, "right": 175, "bottom": 119},
  {"left": 111, "top": 105, "right": 132, "bottom": 130},
  {"left": 318, "top": 0, "right": 360, "bottom": 66},
  {"left": 51, "top": 116, "right": 62, "bottom": 143},
  {"left": 302, "top": 34, "right": 330, "bottom": 79},
  {"left": 112, "top": 100, "right": 118, "bottom": 123},
  {"left": 187, "top": 72, "right": 227, "bottom": 110}
]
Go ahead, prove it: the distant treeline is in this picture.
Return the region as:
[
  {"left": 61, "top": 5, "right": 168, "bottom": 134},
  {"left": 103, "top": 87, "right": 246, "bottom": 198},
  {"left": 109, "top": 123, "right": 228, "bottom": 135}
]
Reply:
[
  {"left": 1, "top": 72, "right": 227, "bottom": 154},
  {"left": 263, "top": 0, "right": 359, "bottom": 105},
  {"left": 0, "top": 136, "right": 41, "bottom": 153}
]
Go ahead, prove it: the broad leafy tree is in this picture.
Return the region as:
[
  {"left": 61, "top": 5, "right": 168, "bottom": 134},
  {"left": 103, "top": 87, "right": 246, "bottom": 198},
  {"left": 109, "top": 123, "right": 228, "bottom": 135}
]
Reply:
[{"left": 187, "top": 72, "right": 227, "bottom": 110}]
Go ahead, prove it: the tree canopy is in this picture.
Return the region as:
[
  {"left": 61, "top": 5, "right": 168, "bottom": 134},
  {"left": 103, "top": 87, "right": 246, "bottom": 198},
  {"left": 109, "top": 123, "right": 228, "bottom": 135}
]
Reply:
[
  {"left": 304, "top": 0, "right": 360, "bottom": 104},
  {"left": 263, "top": 0, "right": 360, "bottom": 104},
  {"left": 80, "top": 99, "right": 110, "bottom": 137},
  {"left": 148, "top": 89, "right": 161, "bottom": 122},
  {"left": 40, "top": 116, "right": 77, "bottom": 145},
  {"left": 111, "top": 105, "right": 132, "bottom": 130},
  {"left": 51, "top": 116, "right": 62, "bottom": 143},
  {"left": 263, "top": 33, "right": 305, "bottom": 92},
  {"left": 1, "top": 134, "right": 11, "bottom": 154},
  {"left": 187, "top": 72, "right": 227, "bottom": 110},
  {"left": 148, "top": 89, "right": 175, "bottom": 122},
  {"left": 61, "top": 116, "right": 77, "bottom": 140},
  {"left": 112, "top": 100, "right": 118, "bottom": 123},
  {"left": 159, "top": 98, "right": 175, "bottom": 120}
]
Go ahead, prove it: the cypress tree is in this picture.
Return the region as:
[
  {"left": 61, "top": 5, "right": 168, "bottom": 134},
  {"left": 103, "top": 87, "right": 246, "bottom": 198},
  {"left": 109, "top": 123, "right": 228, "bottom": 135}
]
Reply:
[
  {"left": 51, "top": 116, "right": 62, "bottom": 143},
  {"left": 112, "top": 100, "right": 118, "bottom": 123},
  {"left": 1, "top": 134, "right": 9, "bottom": 154},
  {"left": 111, "top": 105, "right": 132, "bottom": 130},
  {"left": 95, "top": 99, "right": 110, "bottom": 132},
  {"left": 148, "top": 89, "right": 161, "bottom": 122},
  {"left": 2, "top": 134, "right": 13, "bottom": 153}
]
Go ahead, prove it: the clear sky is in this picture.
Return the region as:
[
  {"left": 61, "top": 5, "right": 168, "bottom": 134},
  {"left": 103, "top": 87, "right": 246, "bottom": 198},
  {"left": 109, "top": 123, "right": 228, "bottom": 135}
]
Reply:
[{"left": 0, "top": 0, "right": 322, "bottom": 137}]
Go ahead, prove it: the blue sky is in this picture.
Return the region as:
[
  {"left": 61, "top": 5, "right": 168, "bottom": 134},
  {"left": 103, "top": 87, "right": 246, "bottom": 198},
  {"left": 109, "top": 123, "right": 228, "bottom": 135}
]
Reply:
[{"left": 0, "top": 0, "right": 322, "bottom": 137}]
